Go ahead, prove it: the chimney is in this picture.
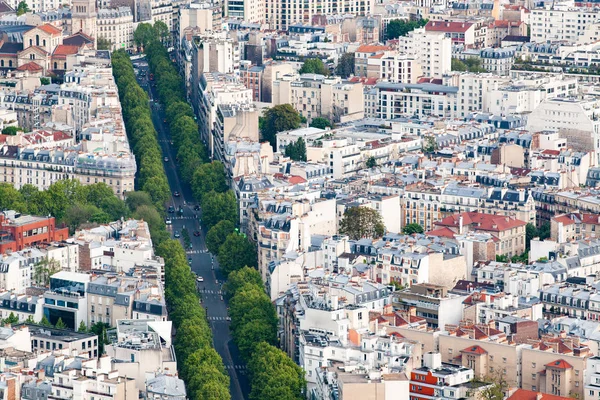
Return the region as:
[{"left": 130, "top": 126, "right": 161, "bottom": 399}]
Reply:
[
  {"left": 459, "top": 215, "right": 464, "bottom": 234},
  {"left": 536, "top": 393, "right": 543, "bottom": 400}
]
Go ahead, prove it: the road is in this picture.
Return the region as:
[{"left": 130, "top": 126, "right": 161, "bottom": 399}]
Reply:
[{"left": 132, "top": 59, "right": 249, "bottom": 400}]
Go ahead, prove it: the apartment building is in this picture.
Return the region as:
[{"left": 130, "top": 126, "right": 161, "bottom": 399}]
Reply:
[
  {"left": 43, "top": 271, "right": 90, "bottom": 330},
  {"left": 23, "top": 324, "right": 99, "bottom": 358},
  {"left": 530, "top": 7, "right": 598, "bottom": 43},
  {"left": 434, "top": 212, "right": 527, "bottom": 257},
  {"left": 197, "top": 73, "right": 253, "bottom": 159},
  {"left": 551, "top": 213, "right": 600, "bottom": 242},
  {"left": 398, "top": 27, "right": 452, "bottom": 78},
  {"left": 456, "top": 73, "right": 511, "bottom": 118},
  {"left": 265, "top": 0, "right": 375, "bottom": 30},
  {"left": 272, "top": 74, "right": 364, "bottom": 124},
  {"left": 371, "top": 81, "right": 458, "bottom": 120},
  {"left": 366, "top": 52, "right": 421, "bottom": 84},
  {"left": 106, "top": 319, "right": 177, "bottom": 390},
  {"left": 424, "top": 21, "right": 478, "bottom": 47},
  {"left": 0, "top": 291, "right": 44, "bottom": 322},
  {"left": 393, "top": 284, "right": 467, "bottom": 330},
  {"left": 527, "top": 97, "right": 600, "bottom": 161},
  {"left": 213, "top": 103, "right": 260, "bottom": 170},
  {"left": 0, "top": 210, "right": 69, "bottom": 253},
  {"left": 354, "top": 45, "right": 390, "bottom": 77},
  {"left": 225, "top": 0, "right": 264, "bottom": 22},
  {"left": 87, "top": 274, "right": 167, "bottom": 326},
  {"left": 96, "top": 7, "right": 134, "bottom": 51}
]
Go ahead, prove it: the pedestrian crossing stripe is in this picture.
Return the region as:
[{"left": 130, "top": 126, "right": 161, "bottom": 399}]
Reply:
[{"left": 225, "top": 365, "right": 247, "bottom": 370}]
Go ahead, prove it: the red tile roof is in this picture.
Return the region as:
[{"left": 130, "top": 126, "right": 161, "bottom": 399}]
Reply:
[
  {"left": 435, "top": 212, "right": 527, "bottom": 232},
  {"left": 490, "top": 20, "right": 523, "bottom": 28},
  {"left": 36, "top": 24, "right": 62, "bottom": 35},
  {"left": 425, "top": 21, "right": 473, "bottom": 33},
  {"left": 460, "top": 345, "right": 487, "bottom": 355},
  {"left": 355, "top": 45, "right": 390, "bottom": 53},
  {"left": 16, "top": 62, "right": 42, "bottom": 72},
  {"left": 426, "top": 227, "right": 456, "bottom": 238},
  {"left": 288, "top": 175, "right": 307, "bottom": 184},
  {"left": 52, "top": 44, "right": 80, "bottom": 57},
  {"left": 545, "top": 359, "right": 573, "bottom": 369},
  {"left": 507, "top": 389, "right": 571, "bottom": 400},
  {"left": 552, "top": 215, "right": 576, "bottom": 226}
]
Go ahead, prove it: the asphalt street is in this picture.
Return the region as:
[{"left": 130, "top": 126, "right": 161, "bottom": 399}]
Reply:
[{"left": 132, "top": 58, "right": 248, "bottom": 400}]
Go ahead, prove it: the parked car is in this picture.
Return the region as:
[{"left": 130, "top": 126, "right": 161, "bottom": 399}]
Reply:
[
  {"left": 193, "top": 231, "right": 201, "bottom": 237},
  {"left": 197, "top": 276, "right": 204, "bottom": 282},
  {"left": 165, "top": 218, "right": 172, "bottom": 225},
  {"left": 168, "top": 206, "right": 175, "bottom": 213},
  {"left": 164, "top": 157, "right": 169, "bottom": 162},
  {"left": 194, "top": 205, "right": 200, "bottom": 211},
  {"left": 174, "top": 231, "right": 180, "bottom": 238},
  {"left": 173, "top": 191, "right": 180, "bottom": 197},
  {"left": 188, "top": 257, "right": 192, "bottom": 265}
]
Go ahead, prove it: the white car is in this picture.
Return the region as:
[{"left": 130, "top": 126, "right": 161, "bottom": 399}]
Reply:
[
  {"left": 197, "top": 276, "right": 204, "bottom": 282},
  {"left": 165, "top": 218, "right": 172, "bottom": 225}
]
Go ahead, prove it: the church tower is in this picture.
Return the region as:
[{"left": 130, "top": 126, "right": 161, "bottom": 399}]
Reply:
[{"left": 71, "top": 0, "right": 97, "bottom": 41}]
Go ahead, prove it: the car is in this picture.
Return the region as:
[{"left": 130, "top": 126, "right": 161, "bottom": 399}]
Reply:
[
  {"left": 189, "top": 243, "right": 193, "bottom": 249},
  {"left": 220, "top": 296, "right": 224, "bottom": 301},
  {"left": 164, "top": 157, "right": 169, "bottom": 162},
  {"left": 163, "top": 118, "right": 167, "bottom": 123},
  {"left": 194, "top": 205, "right": 200, "bottom": 211},
  {"left": 193, "top": 231, "right": 201, "bottom": 237},
  {"left": 165, "top": 218, "right": 172, "bottom": 225},
  {"left": 174, "top": 231, "right": 180, "bottom": 238},
  {"left": 188, "top": 257, "right": 192, "bottom": 265},
  {"left": 173, "top": 191, "right": 180, "bottom": 197},
  {"left": 197, "top": 276, "right": 204, "bottom": 282},
  {"left": 168, "top": 206, "right": 175, "bottom": 213}
]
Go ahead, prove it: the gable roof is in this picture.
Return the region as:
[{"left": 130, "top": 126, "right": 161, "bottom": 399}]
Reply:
[
  {"left": 19, "top": 46, "right": 49, "bottom": 56},
  {"left": 16, "top": 61, "right": 43, "bottom": 71},
  {"left": 425, "top": 21, "right": 473, "bottom": 33},
  {"left": 0, "top": 1, "right": 14, "bottom": 13},
  {"left": 63, "top": 32, "right": 94, "bottom": 46},
  {"left": 507, "top": 389, "right": 571, "bottom": 400},
  {"left": 52, "top": 44, "right": 80, "bottom": 57},
  {"left": 460, "top": 345, "right": 487, "bottom": 355},
  {"left": 355, "top": 45, "right": 390, "bottom": 53},
  {"left": 545, "top": 359, "right": 573, "bottom": 370},
  {"left": 36, "top": 24, "right": 62, "bottom": 36},
  {"left": 435, "top": 211, "right": 527, "bottom": 232},
  {"left": 0, "top": 42, "right": 22, "bottom": 55}
]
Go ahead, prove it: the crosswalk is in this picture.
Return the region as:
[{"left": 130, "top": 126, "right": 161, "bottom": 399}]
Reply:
[
  {"left": 225, "top": 365, "right": 247, "bottom": 372},
  {"left": 167, "top": 216, "right": 196, "bottom": 220},
  {"left": 186, "top": 250, "right": 209, "bottom": 254},
  {"left": 199, "top": 289, "right": 223, "bottom": 295},
  {"left": 208, "top": 316, "right": 231, "bottom": 321}
]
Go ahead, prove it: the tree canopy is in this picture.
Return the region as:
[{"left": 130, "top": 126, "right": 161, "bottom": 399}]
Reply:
[
  {"left": 336, "top": 52, "right": 355, "bottom": 78},
  {"left": 218, "top": 233, "right": 258, "bottom": 276},
  {"left": 299, "top": 58, "right": 329, "bottom": 76},
  {"left": 339, "top": 207, "right": 386, "bottom": 240},
  {"left": 260, "top": 104, "right": 302, "bottom": 149},
  {"left": 206, "top": 220, "right": 235, "bottom": 254},
  {"left": 386, "top": 18, "right": 428, "bottom": 39},
  {"left": 309, "top": 117, "right": 332, "bottom": 130},
  {"left": 451, "top": 57, "right": 487, "bottom": 73},
  {"left": 16, "top": 1, "right": 29, "bottom": 15},
  {"left": 402, "top": 223, "right": 424, "bottom": 235},
  {"left": 284, "top": 138, "right": 307, "bottom": 161}
]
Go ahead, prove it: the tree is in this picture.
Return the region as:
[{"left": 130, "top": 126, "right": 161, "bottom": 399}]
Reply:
[
  {"left": 1, "top": 126, "right": 21, "bottom": 135},
  {"left": 125, "top": 191, "right": 154, "bottom": 211},
  {"left": 191, "top": 162, "right": 228, "bottom": 202},
  {"left": 402, "top": 223, "right": 424, "bottom": 235},
  {"left": 423, "top": 136, "right": 437, "bottom": 153},
  {"left": 16, "top": 1, "right": 29, "bottom": 15},
  {"left": 0, "top": 183, "right": 27, "bottom": 212},
  {"left": 55, "top": 318, "right": 67, "bottom": 329},
  {"left": 3, "top": 312, "right": 18, "bottom": 326},
  {"left": 40, "top": 77, "right": 51, "bottom": 85},
  {"left": 89, "top": 322, "right": 110, "bottom": 355},
  {"left": 25, "top": 315, "right": 34, "bottom": 324},
  {"left": 201, "top": 191, "right": 238, "bottom": 230},
  {"left": 299, "top": 58, "right": 329, "bottom": 76},
  {"left": 218, "top": 233, "right": 257, "bottom": 276},
  {"left": 206, "top": 220, "right": 235, "bottom": 254},
  {"left": 526, "top": 223, "right": 537, "bottom": 250},
  {"left": 366, "top": 156, "right": 377, "bottom": 169},
  {"left": 336, "top": 52, "right": 355, "bottom": 78},
  {"left": 496, "top": 254, "right": 509, "bottom": 263},
  {"left": 224, "top": 267, "right": 263, "bottom": 300},
  {"left": 133, "top": 23, "right": 156, "bottom": 49},
  {"left": 154, "top": 21, "right": 170, "bottom": 45},
  {"left": 78, "top": 321, "right": 87, "bottom": 332},
  {"left": 261, "top": 104, "right": 302, "bottom": 148},
  {"left": 478, "top": 374, "right": 508, "bottom": 400},
  {"left": 40, "top": 316, "right": 52, "bottom": 327},
  {"left": 538, "top": 222, "right": 551, "bottom": 240},
  {"left": 284, "top": 138, "right": 307, "bottom": 161},
  {"left": 97, "top": 37, "right": 112, "bottom": 50},
  {"left": 386, "top": 18, "right": 428, "bottom": 39},
  {"left": 451, "top": 57, "right": 487, "bottom": 73},
  {"left": 309, "top": 117, "right": 332, "bottom": 130},
  {"left": 339, "top": 207, "right": 385, "bottom": 240},
  {"left": 33, "top": 258, "right": 61, "bottom": 287}
]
